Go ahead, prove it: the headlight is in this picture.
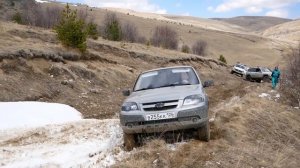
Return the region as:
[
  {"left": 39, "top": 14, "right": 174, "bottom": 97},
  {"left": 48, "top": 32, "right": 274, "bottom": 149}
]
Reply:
[
  {"left": 122, "top": 102, "right": 139, "bottom": 112},
  {"left": 183, "top": 95, "right": 205, "bottom": 106}
]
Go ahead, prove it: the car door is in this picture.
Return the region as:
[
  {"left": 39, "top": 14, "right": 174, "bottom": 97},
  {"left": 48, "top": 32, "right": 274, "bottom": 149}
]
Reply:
[
  {"left": 255, "top": 68, "right": 263, "bottom": 78},
  {"left": 247, "top": 68, "right": 255, "bottom": 77}
]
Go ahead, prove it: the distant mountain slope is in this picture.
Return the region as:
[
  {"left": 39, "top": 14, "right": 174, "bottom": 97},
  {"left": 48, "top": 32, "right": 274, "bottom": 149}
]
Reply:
[
  {"left": 212, "top": 16, "right": 292, "bottom": 32},
  {"left": 106, "top": 8, "right": 246, "bottom": 33},
  {"left": 263, "top": 20, "right": 300, "bottom": 42}
]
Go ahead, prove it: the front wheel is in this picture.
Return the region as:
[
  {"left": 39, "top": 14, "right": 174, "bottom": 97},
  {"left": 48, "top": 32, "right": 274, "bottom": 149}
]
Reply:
[
  {"left": 123, "top": 132, "right": 137, "bottom": 151},
  {"left": 246, "top": 75, "right": 251, "bottom": 81},
  {"left": 197, "top": 121, "right": 210, "bottom": 142},
  {"left": 263, "top": 76, "right": 270, "bottom": 82}
]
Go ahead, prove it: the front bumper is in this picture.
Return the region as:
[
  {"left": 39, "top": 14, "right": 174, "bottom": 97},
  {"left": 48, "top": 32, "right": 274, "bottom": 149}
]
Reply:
[{"left": 120, "top": 105, "right": 208, "bottom": 134}]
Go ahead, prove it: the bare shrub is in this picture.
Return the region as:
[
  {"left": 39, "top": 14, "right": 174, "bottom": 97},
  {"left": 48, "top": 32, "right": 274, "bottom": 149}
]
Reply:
[
  {"left": 21, "top": 0, "right": 62, "bottom": 28},
  {"left": 121, "top": 22, "right": 138, "bottom": 42},
  {"left": 192, "top": 40, "right": 207, "bottom": 56},
  {"left": 151, "top": 26, "right": 178, "bottom": 50},
  {"left": 280, "top": 44, "right": 300, "bottom": 107},
  {"left": 101, "top": 12, "right": 122, "bottom": 41},
  {"left": 77, "top": 7, "right": 88, "bottom": 21},
  {"left": 137, "top": 36, "right": 147, "bottom": 44},
  {"left": 181, "top": 44, "right": 190, "bottom": 53}
]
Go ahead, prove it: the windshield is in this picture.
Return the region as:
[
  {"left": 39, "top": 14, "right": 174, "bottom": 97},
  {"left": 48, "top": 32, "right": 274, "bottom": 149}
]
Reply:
[
  {"left": 261, "top": 68, "right": 271, "bottom": 72},
  {"left": 236, "top": 64, "right": 248, "bottom": 70},
  {"left": 134, "top": 67, "right": 200, "bottom": 91}
]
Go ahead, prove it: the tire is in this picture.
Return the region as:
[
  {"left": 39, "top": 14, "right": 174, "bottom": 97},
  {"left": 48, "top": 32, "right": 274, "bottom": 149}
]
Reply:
[
  {"left": 263, "top": 75, "right": 270, "bottom": 82},
  {"left": 256, "top": 79, "right": 261, "bottom": 83},
  {"left": 246, "top": 75, "right": 251, "bottom": 81},
  {"left": 123, "top": 132, "right": 136, "bottom": 151},
  {"left": 197, "top": 121, "right": 210, "bottom": 142}
]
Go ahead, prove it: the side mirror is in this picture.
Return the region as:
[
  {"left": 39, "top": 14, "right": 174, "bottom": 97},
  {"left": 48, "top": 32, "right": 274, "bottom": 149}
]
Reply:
[
  {"left": 122, "top": 89, "right": 131, "bottom": 96},
  {"left": 203, "top": 80, "right": 214, "bottom": 88}
]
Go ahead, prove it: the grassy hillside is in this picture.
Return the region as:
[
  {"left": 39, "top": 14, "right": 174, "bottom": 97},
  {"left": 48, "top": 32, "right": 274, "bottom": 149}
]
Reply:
[
  {"left": 263, "top": 20, "right": 300, "bottom": 42},
  {"left": 212, "top": 16, "right": 292, "bottom": 32}
]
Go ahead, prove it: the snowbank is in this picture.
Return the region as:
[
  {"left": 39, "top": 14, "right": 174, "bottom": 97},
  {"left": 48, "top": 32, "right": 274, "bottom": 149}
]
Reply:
[
  {"left": 0, "top": 119, "right": 126, "bottom": 167},
  {"left": 0, "top": 102, "right": 82, "bottom": 130}
]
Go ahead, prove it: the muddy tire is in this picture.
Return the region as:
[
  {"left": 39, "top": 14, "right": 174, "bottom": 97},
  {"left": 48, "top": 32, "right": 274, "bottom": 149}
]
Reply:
[
  {"left": 246, "top": 75, "right": 251, "bottom": 81},
  {"left": 256, "top": 79, "right": 261, "bottom": 83},
  {"left": 124, "top": 133, "right": 136, "bottom": 151},
  {"left": 263, "top": 75, "right": 270, "bottom": 82},
  {"left": 197, "top": 121, "right": 210, "bottom": 142}
]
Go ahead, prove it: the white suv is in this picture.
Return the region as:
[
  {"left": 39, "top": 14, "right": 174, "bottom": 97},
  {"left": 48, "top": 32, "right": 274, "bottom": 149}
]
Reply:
[{"left": 231, "top": 63, "right": 249, "bottom": 77}]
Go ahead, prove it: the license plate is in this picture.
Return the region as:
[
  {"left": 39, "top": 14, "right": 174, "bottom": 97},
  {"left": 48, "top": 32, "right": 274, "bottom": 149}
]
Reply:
[{"left": 146, "top": 112, "right": 175, "bottom": 121}]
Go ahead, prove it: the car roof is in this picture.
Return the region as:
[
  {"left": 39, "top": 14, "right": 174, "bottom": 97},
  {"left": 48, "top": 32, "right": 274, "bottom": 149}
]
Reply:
[
  {"left": 142, "top": 66, "right": 194, "bottom": 74},
  {"left": 236, "top": 63, "right": 247, "bottom": 66}
]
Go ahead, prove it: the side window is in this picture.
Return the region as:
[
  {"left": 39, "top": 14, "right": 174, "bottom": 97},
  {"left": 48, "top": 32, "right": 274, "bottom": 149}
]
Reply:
[
  {"left": 248, "top": 68, "right": 255, "bottom": 72},
  {"left": 256, "top": 68, "right": 261, "bottom": 72}
]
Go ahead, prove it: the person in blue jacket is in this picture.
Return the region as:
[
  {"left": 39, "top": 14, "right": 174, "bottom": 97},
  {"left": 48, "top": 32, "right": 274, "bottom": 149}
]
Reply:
[{"left": 271, "top": 66, "right": 281, "bottom": 89}]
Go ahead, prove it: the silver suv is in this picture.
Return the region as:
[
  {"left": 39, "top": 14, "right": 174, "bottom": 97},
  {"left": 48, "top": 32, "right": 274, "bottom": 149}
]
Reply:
[
  {"left": 120, "top": 66, "right": 210, "bottom": 150},
  {"left": 244, "top": 67, "right": 272, "bottom": 82}
]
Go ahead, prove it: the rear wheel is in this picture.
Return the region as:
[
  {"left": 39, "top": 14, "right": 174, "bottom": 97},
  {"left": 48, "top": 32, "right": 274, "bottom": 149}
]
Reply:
[
  {"left": 256, "top": 79, "right": 261, "bottom": 83},
  {"left": 197, "top": 121, "right": 210, "bottom": 142},
  {"left": 124, "top": 132, "right": 136, "bottom": 151}
]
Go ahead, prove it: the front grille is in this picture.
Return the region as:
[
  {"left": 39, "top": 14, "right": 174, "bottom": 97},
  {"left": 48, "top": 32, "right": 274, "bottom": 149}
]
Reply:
[
  {"left": 142, "top": 100, "right": 179, "bottom": 111},
  {"left": 143, "top": 105, "right": 177, "bottom": 111},
  {"left": 138, "top": 118, "right": 178, "bottom": 125}
]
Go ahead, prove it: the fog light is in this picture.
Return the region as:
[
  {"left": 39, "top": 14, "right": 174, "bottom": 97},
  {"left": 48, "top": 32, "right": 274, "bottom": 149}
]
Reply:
[
  {"left": 127, "top": 123, "right": 133, "bottom": 128},
  {"left": 192, "top": 117, "right": 198, "bottom": 123}
]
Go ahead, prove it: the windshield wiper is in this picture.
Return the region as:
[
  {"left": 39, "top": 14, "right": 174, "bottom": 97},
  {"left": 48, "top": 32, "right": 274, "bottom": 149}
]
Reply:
[
  {"left": 135, "top": 87, "right": 153, "bottom": 92},
  {"left": 158, "top": 83, "right": 191, "bottom": 88}
]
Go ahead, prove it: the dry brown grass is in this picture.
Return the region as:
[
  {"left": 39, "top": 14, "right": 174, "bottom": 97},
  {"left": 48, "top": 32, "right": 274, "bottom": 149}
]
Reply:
[
  {"left": 114, "top": 83, "right": 300, "bottom": 167},
  {"left": 114, "top": 139, "right": 215, "bottom": 168}
]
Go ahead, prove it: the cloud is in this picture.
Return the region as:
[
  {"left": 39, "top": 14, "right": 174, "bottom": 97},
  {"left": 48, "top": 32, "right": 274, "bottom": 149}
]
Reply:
[
  {"left": 83, "top": 0, "right": 167, "bottom": 14},
  {"left": 246, "top": 6, "right": 262, "bottom": 13},
  {"left": 266, "top": 9, "right": 288, "bottom": 17},
  {"left": 211, "top": 0, "right": 300, "bottom": 17}
]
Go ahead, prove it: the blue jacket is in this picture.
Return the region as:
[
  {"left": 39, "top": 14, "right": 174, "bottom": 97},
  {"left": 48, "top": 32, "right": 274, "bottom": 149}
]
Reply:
[{"left": 271, "top": 69, "right": 280, "bottom": 79}]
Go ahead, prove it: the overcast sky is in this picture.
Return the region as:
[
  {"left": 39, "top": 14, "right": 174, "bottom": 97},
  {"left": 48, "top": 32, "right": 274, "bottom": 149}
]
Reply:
[{"left": 55, "top": 0, "right": 300, "bottom": 19}]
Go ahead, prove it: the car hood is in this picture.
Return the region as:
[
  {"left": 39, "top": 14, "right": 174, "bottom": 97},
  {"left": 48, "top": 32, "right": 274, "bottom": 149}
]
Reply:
[
  {"left": 126, "top": 85, "right": 203, "bottom": 104},
  {"left": 262, "top": 71, "right": 272, "bottom": 75},
  {"left": 234, "top": 67, "right": 246, "bottom": 72}
]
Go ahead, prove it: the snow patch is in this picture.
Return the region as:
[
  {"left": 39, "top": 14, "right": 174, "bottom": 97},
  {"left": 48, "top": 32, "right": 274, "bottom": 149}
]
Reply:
[
  {"left": 259, "top": 91, "right": 280, "bottom": 101},
  {"left": 0, "top": 102, "right": 82, "bottom": 130},
  {"left": 259, "top": 93, "right": 270, "bottom": 98},
  {"left": 35, "top": 0, "right": 49, "bottom": 3},
  {"left": 0, "top": 119, "right": 127, "bottom": 167},
  {"left": 166, "top": 142, "right": 185, "bottom": 151}
]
